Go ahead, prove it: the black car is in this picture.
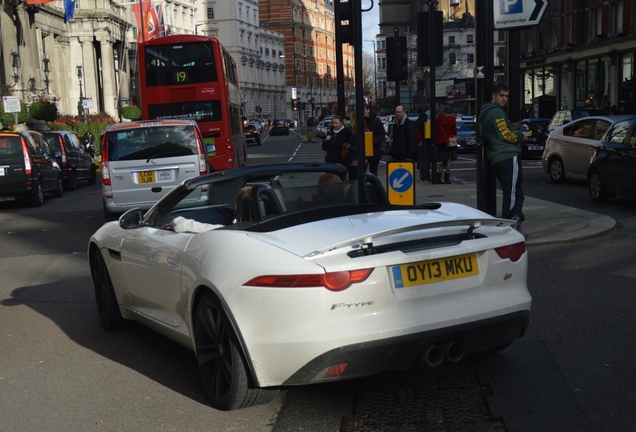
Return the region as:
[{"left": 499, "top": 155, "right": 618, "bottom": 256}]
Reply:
[
  {"left": 0, "top": 130, "right": 63, "bottom": 206},
  {"left": 513, "top": 118, "right": 550, "bottom": 158},
  {"left": 42, "top": 131, "right": 97, "bottom": 190},
  {"left": 270, "top": 120, "right": 290, "bottom": 136},
  {"left": 244, "top": 124, "right": 261, "bottom": 145},
  {"left": 588, "top": 115, "right": 636, "bottom": 203}
]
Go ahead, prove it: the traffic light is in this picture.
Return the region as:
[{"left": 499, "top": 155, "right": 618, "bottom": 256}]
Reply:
[
  {"left": 386, "top": 36, "right": 408, "bottom": 81},
  {"left": 292, "top": 99, "right": 298, "bottom": 111},
  {"left": 417, "top": 11, "right": 444, "bottom": 67},
  {"left": 336, "top": 0, "right": 353, "bottom": 45}
]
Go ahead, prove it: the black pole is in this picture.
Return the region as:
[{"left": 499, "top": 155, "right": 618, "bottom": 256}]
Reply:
[
  {"left": 352, "top": 0, "right": 366, "bottom": 177},
  {"left": 428, "top": 2, "right": 438, "bottom": 184},
  {"left": 475, "top": 0, "right": 497, "bottom": 216},
  {"left": 393, "top": 27, "right": 400, "bottom": 108},
  {"left": 335, "top": 4, "right": 345, "bottom": 117},
  {"left": 507, "top": 30, "right": 521, "bottom": 122}
]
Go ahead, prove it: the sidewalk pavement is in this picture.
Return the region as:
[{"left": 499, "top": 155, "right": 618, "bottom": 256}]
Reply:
[{"left": 299, "top": 134, "right": 615, "bottom": 246}]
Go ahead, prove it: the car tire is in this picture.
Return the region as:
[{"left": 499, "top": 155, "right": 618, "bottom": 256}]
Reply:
[
  {"left": 90, "top": 249, "right": 128, "bottom": 330},
  {"left": 194, "top": 292, "right": 279, "bottom": 411},
  {"left": 588, "top": 168, "right": 609, "bottom": 203},
  {"left": 53, "top": 176, "right": 64, "bottom": 198},
  {"left": 65, "top": 171, "right": 78, "bottom": 191},
  {"left": 30, "top": 180, "right": 44, "bottom": 207},
  {"left": 548, "top": 157, "right": 567, "bottom": 183},
  {"left": 88, "top": 165, "right": 97, "bottom": 185}
]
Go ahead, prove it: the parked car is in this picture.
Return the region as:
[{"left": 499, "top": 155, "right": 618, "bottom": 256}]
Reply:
[
  {"left": 0, "top": 130, "right": 63, "bottom": 206},
  {"left": 547, "top": 108, "right": 611, "bottom": 131},
  {"left": 316, "top": 118, "right": 333, "bottom": 138},
  {"left": 88, "top": 163, "right": 530, "bottom": 411},
  {"left": 269, "top": 119, "right": 290, "bottom": 136},
  {"left": 100, "top": 119, "right": 209, "bottom": 220},
  {"left": 542, "top": 116, "right": 618, "bottom": 183},
  {"left": 588, "top": 115, "right": 636, "bottom": 202},
  {"left": 455, "top": 120, "right": 477, "bottom": 152},
  {"left": 42, "top": 131, "right": 97, "bottom": 190},
  {"left": 512, "top": 118, "right": 550, "bottom": 159},
  {"left": 244, "top": 124, "right": 261, "bottom": 146}
]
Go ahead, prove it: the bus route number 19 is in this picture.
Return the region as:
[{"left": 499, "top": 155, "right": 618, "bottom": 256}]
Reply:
[{"left": 175, "top": 71, "right": 188, "bottom": 83}]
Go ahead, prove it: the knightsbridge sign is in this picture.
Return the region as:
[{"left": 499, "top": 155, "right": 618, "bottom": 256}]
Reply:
[{"left": 493, "top": 0, "right": 548, "bottom": 30}]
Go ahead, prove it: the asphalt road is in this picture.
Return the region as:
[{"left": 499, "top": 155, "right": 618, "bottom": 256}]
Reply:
[{"left": 1, "top": 132, "right": 635, "bottom": 431}]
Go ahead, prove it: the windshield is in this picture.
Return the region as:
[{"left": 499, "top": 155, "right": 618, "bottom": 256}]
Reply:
[{"left": 106, "top": 125, "right": 197, "bottom": 162}]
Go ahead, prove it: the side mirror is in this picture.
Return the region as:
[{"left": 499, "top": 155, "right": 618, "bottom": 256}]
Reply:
[
  {"left": 119, "top": 208, "right": 146, "bottom": 229},
  {"left": 53, "top": 150, "right": 62, "bottom": 158},
  {"left": 85, "top": 144, "right": 95, "bottom": 156},
  {"left": 205, "top": 144, "right": 217, "bottom": 154}
]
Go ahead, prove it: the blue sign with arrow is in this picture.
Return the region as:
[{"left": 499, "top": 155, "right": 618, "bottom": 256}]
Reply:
[{"left": 387, "top": 162, "right": 415, "bottom": 205}]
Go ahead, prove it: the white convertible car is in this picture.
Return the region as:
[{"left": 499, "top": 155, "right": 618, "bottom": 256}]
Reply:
[{"left": 88, "top": 163, "right": 531, "bottom": 411}]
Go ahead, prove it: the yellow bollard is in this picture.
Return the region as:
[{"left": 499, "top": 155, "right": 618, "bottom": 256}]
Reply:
[{"left": 307, "top": 128, "right": 313, "bottom": 140}]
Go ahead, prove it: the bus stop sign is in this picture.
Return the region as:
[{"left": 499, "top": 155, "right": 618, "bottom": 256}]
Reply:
[
  {"left": 387, "top": 161, "right": 415, "bottom": 205},
  {"left": 493, "top": 0, "right": 547, "bottom": 30}
]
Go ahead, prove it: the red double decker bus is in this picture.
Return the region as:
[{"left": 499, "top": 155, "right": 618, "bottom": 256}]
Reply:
[{"left": 138, "top": 35, "right": 247, "bottom": 171}]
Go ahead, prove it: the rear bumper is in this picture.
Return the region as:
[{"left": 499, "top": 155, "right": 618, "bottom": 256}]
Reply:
[{"left": 282, "top": 310, "right": 529, "bottom": 385}]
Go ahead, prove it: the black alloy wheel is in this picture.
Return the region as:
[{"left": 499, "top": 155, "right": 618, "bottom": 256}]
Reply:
[
  {"left": 66, "top": 171, "right": 78, "bottom": 191},
  {"left": 88, "top": 165, "right": 97, "bottom": 185},
  {"left": 90, "top": 250, "right": 127, "bottom": 330},
  {"left": 30, "top": 180, "right": 44, "bottom": 207},
  {"left": 549, "top": 157, "right": 567, "bottom": 183},
  {"left": 194, "top": 292, "right": 278, "bottom": 411},
  {"left": 588, "top": 169, "right": 609, "bottom": 203},
  {"left": 53, "top": 176, "right": 64, "bottom": 198}
]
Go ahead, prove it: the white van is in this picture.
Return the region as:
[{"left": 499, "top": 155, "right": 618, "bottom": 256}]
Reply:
[{"left": 101, "top": 120, "right": 208, "bottom": 219}]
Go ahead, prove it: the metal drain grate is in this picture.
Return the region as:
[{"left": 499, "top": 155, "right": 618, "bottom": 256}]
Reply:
[{"left": 341, "top": 360, "right": 506, "bottom": 432}]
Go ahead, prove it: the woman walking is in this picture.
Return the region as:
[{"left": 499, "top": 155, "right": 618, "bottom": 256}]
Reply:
[
  {"left": 435, "top": 105, "right": 458, "bottom": 184},
  {"left": 321, "top": 115, "right": 352, "bottom": 167}
]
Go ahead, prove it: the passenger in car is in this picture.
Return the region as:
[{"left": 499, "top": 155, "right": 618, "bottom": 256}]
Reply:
[{"left": 168, "top": 186, "right": 252, "bottom": 233}]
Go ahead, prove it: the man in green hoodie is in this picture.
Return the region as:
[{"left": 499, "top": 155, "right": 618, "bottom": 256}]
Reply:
[{"left": 478, "top": 84, "right": 529, "bottom": 231}]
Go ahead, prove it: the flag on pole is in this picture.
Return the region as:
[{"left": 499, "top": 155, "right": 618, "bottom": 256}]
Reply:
[
  {"left": 132, "top": 0, "right": 152, "bottom": 42},
  {"left": 64, "top": 0, "right": 76, "bottom": 23},
  {"left": 146, "top": 3, "right": 166, "bottom": 40}
]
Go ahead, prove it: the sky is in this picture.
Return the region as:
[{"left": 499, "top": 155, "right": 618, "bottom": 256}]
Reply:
[{"left": 361, "top": 2, "right": 380, "bottom": 54}]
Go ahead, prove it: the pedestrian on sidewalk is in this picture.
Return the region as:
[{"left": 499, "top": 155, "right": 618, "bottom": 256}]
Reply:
[
  {"left": 364, "top": 104, "right": 386, "bottom": 176},
  {"left": 415, "top": 104, "right": 432, "bottom": 181},
  {"left": 435, "top": 105, "right": 458, "bottom": 184},
  {"left": 321, "top": 115, "right": 351, "bottom": 166},
  {"left": 478, "top": 84, "right": 529, "bottom": 231},
  {"left": 391, "top": 105, "right": 416, "bottom": 162}
]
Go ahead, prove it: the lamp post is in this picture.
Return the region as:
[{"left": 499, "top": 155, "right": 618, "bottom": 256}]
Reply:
[
  {"left": 365, "top": 39, "right": 377, "bottom": 105},
  {"left": 76, "top": 65, "right": 84, "bottom": 118}
]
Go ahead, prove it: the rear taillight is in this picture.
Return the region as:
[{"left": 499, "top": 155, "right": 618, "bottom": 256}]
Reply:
[
  {"left": 495, "top": 242, "right": 526, "bottom": 262},
  {"left": 21, "top": 137, "right": 31, "bottom": 176},
  {"left": 244, "top": 269, "right": 373, "bottom": 292},
  {"left": 58, "top": 137, "right": 67, "bottom": 169},
  {"left": 101, "top": 136, "right": 110, "bottom": 185},
  {"left": 195, "top": 132, "right": 207, "bottom": 175}
]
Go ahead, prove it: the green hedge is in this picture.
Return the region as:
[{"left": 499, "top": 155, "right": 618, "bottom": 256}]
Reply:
[{"left": 121, "top": 105, "right": 142, "bottom": 120}]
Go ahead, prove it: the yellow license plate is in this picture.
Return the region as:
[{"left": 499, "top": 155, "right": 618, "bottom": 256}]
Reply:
[
  {"left": 391, "top": 253, "right": 479, "bottom": 288},
  {"left": 138, "top": 171, "right": 155, "bottom": 184}
]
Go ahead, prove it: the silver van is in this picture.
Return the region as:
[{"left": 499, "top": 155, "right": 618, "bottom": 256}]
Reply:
[{"left": 101, "top": 120, "right": 208, "bottom": 219}]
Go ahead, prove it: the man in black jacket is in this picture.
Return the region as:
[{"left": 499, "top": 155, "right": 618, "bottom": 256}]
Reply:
[{"left": 391, "top": 105, "right": 415, "bottom": 161}]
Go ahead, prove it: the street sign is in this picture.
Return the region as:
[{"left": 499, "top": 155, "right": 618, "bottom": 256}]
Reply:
[
  {"left": 82, "top": 98, "right": 94, "bottom": 109},
  {"left": 387, "top": 161, "right": 415, "bottom": 206},
  {"left": 447, "top": 92, "right": 454, "bottom": 102},
  {"left": 493, "top": 0, "right": 548, "bottom": 30},
  {"left": 2, "top": 96, "right": 21, "bottom": 113}
]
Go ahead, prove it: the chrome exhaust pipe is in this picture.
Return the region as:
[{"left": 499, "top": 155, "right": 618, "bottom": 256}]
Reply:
[
  {"left": 444, "top": 340, "right": 466, "bottom": 363},
  {"left": 420, "top": 344, "right": 445, "bottom": 367}
]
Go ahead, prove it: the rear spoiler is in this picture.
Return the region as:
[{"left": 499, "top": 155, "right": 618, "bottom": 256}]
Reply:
[{"left": 304, "top": 218, "right": 515, "bottom": 258}]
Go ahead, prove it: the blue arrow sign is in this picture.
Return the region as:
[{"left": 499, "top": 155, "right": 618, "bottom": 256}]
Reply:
[{"left": 389, "top": 168, "right": 413, "bottom": 193}]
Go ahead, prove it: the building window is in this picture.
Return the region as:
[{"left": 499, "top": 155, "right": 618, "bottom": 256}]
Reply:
[
  {"left": 448, "top": 35, "right": 455, "bottom": 45},
  {"left": 611, "top": 1, "right": 624, "bottom": 35},
  {"left": 449, "top": 52, "right": 456, "bottom": 65},
  {"left": 590, "top": 7, "right": 602, "bottom": 41},
  {"left": 207, "top": 7, "right": 214, "bottom": 20},
  {"left": 467, "top": 53, "right": 474, "bottom": 64},
  {"left": 466, "top": 34, "right": 474, "bottom": 44},
  {"left": 265, "top": 48, "right": 269, "bottom": 56}
]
